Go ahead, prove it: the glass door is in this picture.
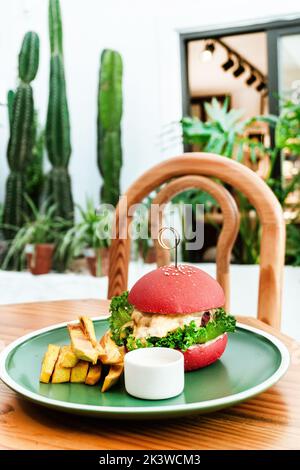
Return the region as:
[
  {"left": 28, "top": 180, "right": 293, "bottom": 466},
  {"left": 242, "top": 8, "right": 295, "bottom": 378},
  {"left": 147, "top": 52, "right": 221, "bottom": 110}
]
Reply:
[
  {"left": 278, "top": 31, "right": 300, "bottom": 101},
  {"left": 268, "top": 26, "right": 300, "bottom": 209}
]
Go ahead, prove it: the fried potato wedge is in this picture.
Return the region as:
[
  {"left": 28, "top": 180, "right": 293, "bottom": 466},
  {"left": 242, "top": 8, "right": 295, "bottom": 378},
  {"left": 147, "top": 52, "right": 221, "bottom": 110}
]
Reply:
[
  {"left": 98, "top": 331, "right": 122, "bottom": 365},
  {"left": 70, "top": 360, "right": 89, "bottom": 383},
  {"left": 52, "top": 349, "right": 71, "bottom": 383},
  {"left": 60, "top": 345, "right": 79, "bottom": 368},
  {"left": 68, "top": 324, "right": 98, "bottom": 364},
  {"left": 79, "top": 316, "right": 97, "bottom": 347},
  {"left": 40, "top": 344, "right": 60, "bottom": 383},
  {"left": 118, "top": 345, "right": 125, "bottom": 361},
  {"left": 101, "top": 364, "right": 124, "bottom": 392},
  {"left": 85, "top": 364, "right": 102, "bottom": 385}
]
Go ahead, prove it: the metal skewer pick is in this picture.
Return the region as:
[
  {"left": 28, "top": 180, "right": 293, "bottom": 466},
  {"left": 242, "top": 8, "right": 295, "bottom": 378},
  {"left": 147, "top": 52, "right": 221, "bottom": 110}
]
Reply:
[{"left": 158, "top": 227, "right": 181, "bottom": 268}]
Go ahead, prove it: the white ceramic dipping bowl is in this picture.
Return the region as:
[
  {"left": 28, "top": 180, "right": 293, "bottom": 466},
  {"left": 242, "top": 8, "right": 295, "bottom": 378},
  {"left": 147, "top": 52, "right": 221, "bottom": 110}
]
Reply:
[{"left": 124, "top": 347, "right": 184, "bottom": 400}]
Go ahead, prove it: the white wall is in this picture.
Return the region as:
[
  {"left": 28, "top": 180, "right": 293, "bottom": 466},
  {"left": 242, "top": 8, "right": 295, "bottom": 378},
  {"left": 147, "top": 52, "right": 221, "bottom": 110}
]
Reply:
[{"left": 1, "top": 0, "right": 300, "bottom": 209}]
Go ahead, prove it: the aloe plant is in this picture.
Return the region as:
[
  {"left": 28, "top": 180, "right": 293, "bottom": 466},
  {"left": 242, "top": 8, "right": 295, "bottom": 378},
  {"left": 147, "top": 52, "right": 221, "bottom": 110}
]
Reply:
[
  {"left": 97, "top": 49, "right": 123, "bottom": 207},
  {"left": 45, "top": 0, "right": 73, "bottom": 221},
  {"left": 3, "top": 32, "right": 39, "bottom": 237}
]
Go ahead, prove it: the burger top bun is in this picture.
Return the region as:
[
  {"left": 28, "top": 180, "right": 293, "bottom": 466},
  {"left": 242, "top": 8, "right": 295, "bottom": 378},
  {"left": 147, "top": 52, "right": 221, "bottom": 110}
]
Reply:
[{"left": 128, "top": 264, "right": 225, "bottom": 314}]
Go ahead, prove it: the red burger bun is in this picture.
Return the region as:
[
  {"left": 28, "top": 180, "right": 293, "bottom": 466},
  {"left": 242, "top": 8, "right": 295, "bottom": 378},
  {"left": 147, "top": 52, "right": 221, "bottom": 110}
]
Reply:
[
  {"left": 183, "top": 333, "right": 228, "bottom": 371},
  {"left": 128, "top": 264, "right": 225, "bottom": 314}
]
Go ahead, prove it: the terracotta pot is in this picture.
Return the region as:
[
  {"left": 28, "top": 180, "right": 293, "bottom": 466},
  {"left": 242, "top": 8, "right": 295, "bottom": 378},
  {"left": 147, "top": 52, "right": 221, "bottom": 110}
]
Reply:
[
  {"left": 26, "top": 244, "right": 55, "bottom": 275},
  {"left": 85, "top": 247, "right": 109, "bottom": 277}
]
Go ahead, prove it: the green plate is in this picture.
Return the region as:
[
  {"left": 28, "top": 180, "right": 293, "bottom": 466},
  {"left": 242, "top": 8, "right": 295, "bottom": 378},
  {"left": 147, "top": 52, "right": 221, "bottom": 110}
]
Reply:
[{"left": 0, "top": 317, "right": 289, "bottom": 419}]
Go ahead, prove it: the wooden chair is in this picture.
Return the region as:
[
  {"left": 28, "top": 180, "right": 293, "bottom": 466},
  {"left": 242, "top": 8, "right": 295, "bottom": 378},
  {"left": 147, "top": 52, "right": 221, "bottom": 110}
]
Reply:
[{"left": 108, "top": 153, "right": 285, "bottom": 329}]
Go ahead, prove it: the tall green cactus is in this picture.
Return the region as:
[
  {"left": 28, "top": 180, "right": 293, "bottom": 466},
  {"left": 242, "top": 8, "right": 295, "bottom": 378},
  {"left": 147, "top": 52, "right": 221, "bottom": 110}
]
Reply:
[
  {"left": 97, "top": 49, "right": 123, "bottom": 207},
  {"left": 45, "top": 0, "right": 73, "bottom": 221},
  {"left": 7, "top": 90, "right": 15, "bottom": 130},
  {"left": 3, "top": 32, "right": 39, "bottom": 236},
  {"left": 7, "top": 92, "right": 44, "bottom": 208}
]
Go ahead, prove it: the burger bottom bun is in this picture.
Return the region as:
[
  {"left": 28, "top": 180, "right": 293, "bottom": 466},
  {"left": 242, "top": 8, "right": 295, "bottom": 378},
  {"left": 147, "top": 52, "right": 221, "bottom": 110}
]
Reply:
[{"left": 183, "top": 333, "right": 228, "bottom": 371}]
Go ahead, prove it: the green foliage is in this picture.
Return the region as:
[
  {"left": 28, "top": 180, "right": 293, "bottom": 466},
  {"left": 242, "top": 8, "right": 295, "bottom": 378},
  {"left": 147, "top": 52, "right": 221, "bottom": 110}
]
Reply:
[
  {"left": 172, "top": 188, "right": 217, "bottom": 214},
  {"left": 286, "top": 222, "right": 300, "bottom": 266},
  {"left": 45, "top": 0, "right": 73, "bottom": 222},
  {"left": 26, "top": 112, "right": 45, "bottom": 206},
  {"left": 180, "top": 97, "right": 300, "bottom": 265},
  {"left": 109, "top": 291, "right": 134, "bottom": 346},
  {"left": 44, "top": 168, "right": 73, "bottom": 222},
  {"left": 182, "top": 98, "right": 268, "bottom": 160},
  {"left": 180, "top": 99, "right": 273, "bottom": 253},
  {"left": 131, "top": 195, "right": 154, "bottom": 259},
  {"left": 49, "top": 0, "right": 63, "bottom": 54},
  {"left": 46, "top": 55, "right": 71, "bottom": 168},
  {"left": 18, "top": 31, "right": 39, "bottom": 83},
  {"left": 3, "top": 32, "right": 40, "bottom": 242},
  {"left": 7, "top": 90, "right": 15, "bottom": 129},
  {"left": 3, "top": 173, "right": 26, "bottom": 241},
  {"left": 235, "top": 195, "right": 261, "bottom": 264},
  {"left": 7, "top": 94, "right": 44, "bottom": 209},
  {"left": 126, "top": 309, "right": 236, "bottom": 352},
  {"left": 58, "top": 199, "right": 113, "bottom": 266},
  {"left": 275, "top": 100, "right": 300, "bottom": 155},
  {"left": 97, "top": 49, "right": 123, "bottom": 207},
  {"left": 6, "top": 84, "right": 34, "bottom": 172},
  {"left": 1, "top": 197, "right": 69, "bottom": 270}
]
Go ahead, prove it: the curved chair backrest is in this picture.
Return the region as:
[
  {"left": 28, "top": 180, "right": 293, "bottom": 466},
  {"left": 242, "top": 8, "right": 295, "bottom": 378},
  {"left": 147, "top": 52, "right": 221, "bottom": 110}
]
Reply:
[
  {"left": 151, "top": 175, "right": 240, "bottom": 311},
  {"left": 108, "top": 153, "right": 285, "bottom": 329}
]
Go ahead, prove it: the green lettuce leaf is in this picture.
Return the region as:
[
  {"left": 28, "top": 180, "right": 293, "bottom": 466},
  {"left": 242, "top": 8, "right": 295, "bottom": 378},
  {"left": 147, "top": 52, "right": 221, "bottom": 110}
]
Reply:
[
  {"left": 126, "top": 308, "right": 236, "bottom": 352},
  {"left": 109, "top": 291, "right": 133, "bottom": 345}
]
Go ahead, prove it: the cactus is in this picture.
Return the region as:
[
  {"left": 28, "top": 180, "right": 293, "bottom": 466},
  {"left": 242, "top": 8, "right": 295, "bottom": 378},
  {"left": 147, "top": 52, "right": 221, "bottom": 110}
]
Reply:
[
  {"left": 8, "top": 91, "right": 44, "bottom": 208},
  {"left": 45, "top": 0, "right": 73, "bottom": 221},
  {"left": 26, "top": 111, "right": 45, "bottom": 207},
  {"left": 3, "top": 32, "right": 39, "bottom": 237},
  {"left": 7, "top": 90, "right": 15, "bottom": 130},
  {"left": 97, "top": 49, "right": 123, "bottom": 207}
]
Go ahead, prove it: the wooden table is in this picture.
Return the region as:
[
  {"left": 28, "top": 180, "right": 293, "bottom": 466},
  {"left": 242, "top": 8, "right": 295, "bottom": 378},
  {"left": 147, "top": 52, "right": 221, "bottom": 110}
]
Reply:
[{"left": 0, "top": 299, "right": 299, "bottom": 450}]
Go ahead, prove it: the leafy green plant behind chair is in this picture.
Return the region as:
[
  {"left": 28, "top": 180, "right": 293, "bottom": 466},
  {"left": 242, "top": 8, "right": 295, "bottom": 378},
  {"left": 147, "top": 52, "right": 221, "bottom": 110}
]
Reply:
[
  {"left": 275, "top": 100, "right": 300, "bottom": 155},
  {"left": 180, "top": 97, "right": 300, "bottom": 265},
  {"left": 181, "top": 98, "right": 274, "bottom": 262},
  {"left": 59, "top": 199, "right": 113, "bottom": 274},
  {"left": 45, "top": 0, "right": 73, "bottom": 222},
  {"left": 97, "top": 49, "right": 123, "bottom": 207},
  {"left": 131, "top": 195, "right": 155, "bottom": 262},
  {"left": 182, "top": 97, "right": 271, "bottom": 162},
  {"left": 286, "top": 222, "right": 300, "bottom": 266},
  {"left": 3, "top": 32, "right": 39, "bottom": 239}
]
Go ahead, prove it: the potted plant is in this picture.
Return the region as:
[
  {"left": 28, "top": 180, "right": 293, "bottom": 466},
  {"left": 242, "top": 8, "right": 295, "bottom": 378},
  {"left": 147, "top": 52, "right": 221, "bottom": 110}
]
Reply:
[
  {"left": 59, "top": 199, "right": 113, "bottom": 277},
  {"left": 131, "top": 196, "right": 157, "bottom": 264},
  {"left": 1, "top": 198, "right": 68, "bottom": 275}
]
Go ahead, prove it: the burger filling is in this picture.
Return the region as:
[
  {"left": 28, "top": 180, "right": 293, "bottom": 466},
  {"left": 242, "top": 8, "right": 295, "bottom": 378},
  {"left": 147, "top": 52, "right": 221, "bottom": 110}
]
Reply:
[
  {"left": 131, "top": 309, "right": 213, "bottom": 339},
  {"left": 109, "top": 291, "right": 236, "bottom": 352}
]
